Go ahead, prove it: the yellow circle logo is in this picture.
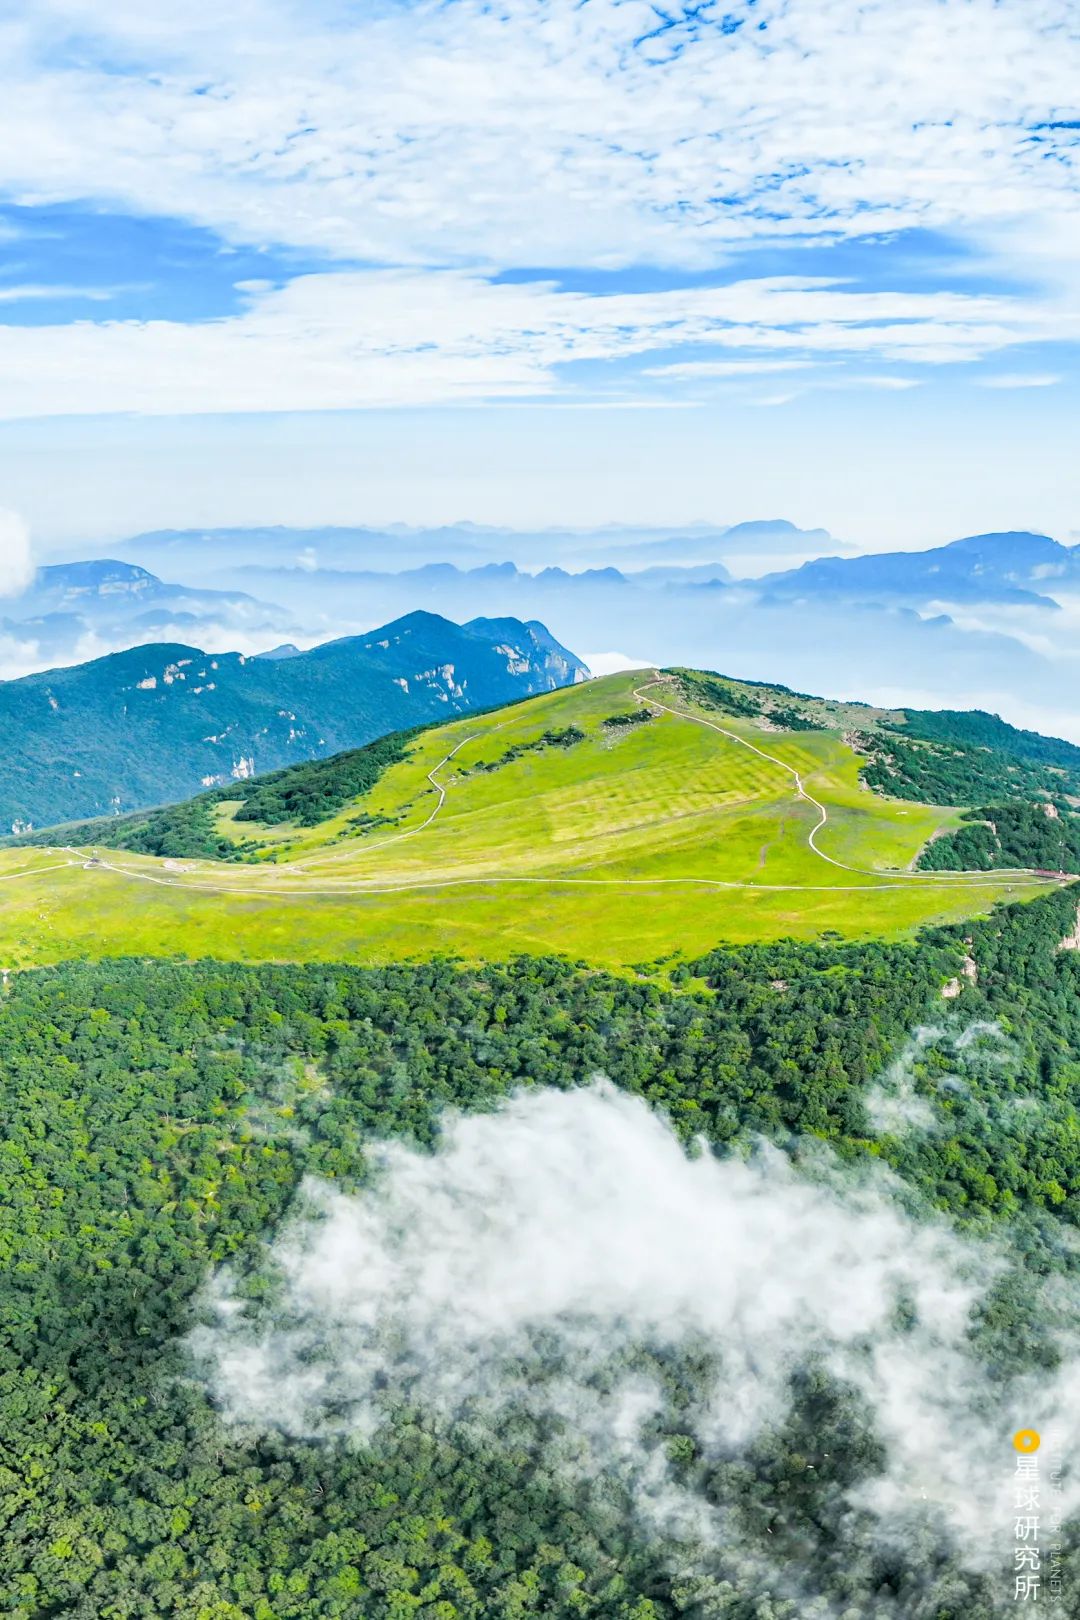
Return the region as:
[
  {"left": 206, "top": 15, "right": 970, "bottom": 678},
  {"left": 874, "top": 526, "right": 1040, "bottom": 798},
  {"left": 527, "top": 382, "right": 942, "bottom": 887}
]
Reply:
[{"left": 1013, "top": 1429, "right": 1041, "bottom": 1454}]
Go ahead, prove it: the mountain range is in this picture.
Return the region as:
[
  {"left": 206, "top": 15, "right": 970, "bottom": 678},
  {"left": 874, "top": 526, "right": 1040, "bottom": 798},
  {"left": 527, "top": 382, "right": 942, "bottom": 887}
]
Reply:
[
  {"left": 0, "top": 610, "right": 586, "bottom": 832},
  {"left": 94, "top": 523, "right": 1080, "bottom": 617},
  {"left": 760, "top": 530, "right": 1080, "bottom": 607},
  {"left": 20, "top": 526, "right": 1080, "bottom": 743},
  {"left": 98, "top": 517, "right": 836, "bottom": 576}
]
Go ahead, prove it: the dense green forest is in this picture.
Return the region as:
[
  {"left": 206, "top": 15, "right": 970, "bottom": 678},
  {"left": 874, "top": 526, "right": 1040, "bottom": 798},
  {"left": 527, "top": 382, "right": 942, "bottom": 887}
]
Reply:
[
  {"left": 2, "top": 888, "right": 1080, "bottom": 1617},
  {"left": 902, "top": 706, "right": 1080, "bottom": 770},
  {"left": 858, "top": 729, "right": 1080, "bottom": 806},
  {"left": 918, "top": 800, "right": 1080, "bottom": 873},
  {"left": 858, "top": 710, "right": 1080, "bottom": 806},
  {"left": 19, "top": 795, "right": 261, "bottom": 863},
  {"left": 230, "top": 731, "right": 419, "bottom": 827}
]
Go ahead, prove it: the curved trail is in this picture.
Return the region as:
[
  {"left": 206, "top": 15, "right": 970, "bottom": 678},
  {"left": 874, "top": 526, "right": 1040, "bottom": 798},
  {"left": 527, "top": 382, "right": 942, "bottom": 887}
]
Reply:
[
  {"left": 632, "top": 677, "right": 1039, "bottom": 885},
  {"left": 633, "top": 678, "right": 841, "bottom": 868},
  {"left": 145, "top": 724, "right": 501, "bottom": 883},
  {"left": 0, "top": 859, "right": 73, "bottom": 885},
  {"left": 11, "top": 674, "right": 1062, "bottom": 904},
  {"left": 283, "top": 728, "right": 483, "bottom": 873}
]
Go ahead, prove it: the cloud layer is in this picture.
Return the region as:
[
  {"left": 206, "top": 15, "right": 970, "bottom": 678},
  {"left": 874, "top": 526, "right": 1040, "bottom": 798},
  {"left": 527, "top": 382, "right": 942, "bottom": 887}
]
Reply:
[
  {"left": 0, "top": 510, "right": 33, "bottom": 597},
  {"left": 1, "top": 271, "right": 1064, "bottom": 417},
  {"left": 3, "top": 1, "right": 1079, "bottom": 269},
  {"left": 0, "top": 2, "right": 1078, "bottom": 416},
  {"left": 191, "top": 1081, "right": 1080, "bottom": 1585}
]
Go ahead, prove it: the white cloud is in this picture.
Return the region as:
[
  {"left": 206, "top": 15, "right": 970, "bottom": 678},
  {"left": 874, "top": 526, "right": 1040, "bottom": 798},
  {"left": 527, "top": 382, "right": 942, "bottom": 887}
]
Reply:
[
  {"left": 0, "top": 509, "right": 34, "bottom": 596},
  {"left": 0, "top": 4, "right": 1075, "bottom": 419},
  {"left": 2, "top": 1, "right": 1079, "bottom": 275},
  {"left": 645, "top": 359, "right": 814, "bottom": 379},
  {"left": 977, "top": 373, "right": 1063, "bottom": 388},
  {"left": 580, "top": 650, "right": 654, "bottom": 676},
  {"left": 190, "top": 1082, "right": 1080, "bottom": 1582},
  {"left": 0, "top": 630, "right": 44, "bottom": 680},
  {"left": 0, "top": 271, "right": 1061, "bottom": 418},
  {"left": 0, "top": 284, "right": 116, "bottom": 304},
  {"left": 852, "top": 375, "right": 923, "bottom": 391}
]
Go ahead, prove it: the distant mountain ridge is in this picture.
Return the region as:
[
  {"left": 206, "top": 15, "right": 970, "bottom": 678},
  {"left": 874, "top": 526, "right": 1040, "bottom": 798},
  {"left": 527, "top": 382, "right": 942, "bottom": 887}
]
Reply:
[
  {"left": 27, "top": 528, "right": 1075, "bottom": 732},
  {"left": 0, "top": 610, "right": 587, "bottom": 832},
  {"left": 0, "top": 558, "right": 290, "bottom": 667},
  {"left": 230, "top": 557, "right": 732, "bottom": 593},
  {"left": 8, "top": 558, "right": 286, "bottom": 623},
  {"left": 760, "top": 531, "right": 1080, "bottom": 607},
  {"left": 88, "top": 517, "right": 837, "bottom": 577}
]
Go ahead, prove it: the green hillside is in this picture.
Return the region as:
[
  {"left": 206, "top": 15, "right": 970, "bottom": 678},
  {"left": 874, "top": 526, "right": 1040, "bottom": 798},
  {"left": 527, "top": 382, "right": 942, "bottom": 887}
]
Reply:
[
  {"left": 673, "top": 666, "right": 1080, "bottom": 804},
  {"left": 0, "top": 669, "right": 1059, "bottom": 969}
]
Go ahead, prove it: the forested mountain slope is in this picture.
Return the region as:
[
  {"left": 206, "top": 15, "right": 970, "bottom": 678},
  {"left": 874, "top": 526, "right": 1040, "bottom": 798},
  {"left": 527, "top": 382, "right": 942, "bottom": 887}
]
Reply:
[{"left": 0, "top": 611, "right": 586, "bottom": 832}]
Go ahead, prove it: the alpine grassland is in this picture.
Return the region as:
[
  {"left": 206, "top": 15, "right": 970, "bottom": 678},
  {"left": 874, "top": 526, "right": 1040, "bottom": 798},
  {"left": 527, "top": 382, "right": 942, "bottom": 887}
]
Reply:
[{"left": 0, "top": 671, "right": 1055, "bottom": 968}]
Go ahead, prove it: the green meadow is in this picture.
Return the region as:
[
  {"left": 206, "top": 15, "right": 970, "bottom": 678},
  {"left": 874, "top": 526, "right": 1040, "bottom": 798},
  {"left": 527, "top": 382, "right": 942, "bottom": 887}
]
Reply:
[{"left": 0, "top": 671, "right": 1053, "bottom": 969}]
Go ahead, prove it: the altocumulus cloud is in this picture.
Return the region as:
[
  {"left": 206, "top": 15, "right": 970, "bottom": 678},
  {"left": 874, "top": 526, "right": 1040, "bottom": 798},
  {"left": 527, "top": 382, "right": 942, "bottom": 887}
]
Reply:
[
  {"left": 190, "top": 1082, "right": 1080, "bottom": 1580},
  {"left": 0, "top": 2, "right": 1079, "bottom": 416},
  {"left": 3, "top": 0, "right": 1080, "bottom": 269}
]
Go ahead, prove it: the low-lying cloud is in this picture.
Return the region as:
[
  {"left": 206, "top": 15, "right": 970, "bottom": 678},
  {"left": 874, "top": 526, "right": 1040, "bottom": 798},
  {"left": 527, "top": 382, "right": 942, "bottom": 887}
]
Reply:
[
  {"left": 190, "top": 1081, "right": 1080, "bottom": 1599},
  {"left": 865, "top": 1020, "right": 1014, "bottom": 1136},
  {"left": 0, "top": 510, "right": 34, "bottom": 598}
]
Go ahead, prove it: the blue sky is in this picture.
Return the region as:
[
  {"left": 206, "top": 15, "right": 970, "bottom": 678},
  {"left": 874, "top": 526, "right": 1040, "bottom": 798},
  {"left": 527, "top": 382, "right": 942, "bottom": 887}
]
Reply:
[{"left": 0, "top": 0, "right": 1078, "bottom": 549}]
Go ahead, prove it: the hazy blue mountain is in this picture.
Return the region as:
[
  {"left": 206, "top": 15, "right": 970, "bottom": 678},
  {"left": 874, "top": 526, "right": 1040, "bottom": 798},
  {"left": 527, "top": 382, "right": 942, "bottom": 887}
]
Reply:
[
  {"left": 230, "top": 558, "right": 729, "bottom": 594},
  {"left": 759, "top": 531, "right": 1078, "bottom": 607},
  {"left": 592, "top": 519, "right": 835, "bottom": 567},
  {"left": 718, "top": 518, "right": 833, "bottom": 548},
  {"left": 3, "top": 559, "right": 290, "bottom": 638},
  {"left": 200, "top": 558, "right": 733, "bottom": 643},
  {"left": 84, "top": 519, "right": 833, "bottom": 580},
  {"left": 105, "top": 526, "right": 495, "bottom": 576},
  {"left": 255, "top": 643, "right": 303, "bottom": 661},
  {"left": 533, "top": 566, "right": 630, "bottom": 586},
  {"left": 41, "top": 526, "right": 1078, "bottom": 734},
  {"left": 630, "top": 562, "right": 732, "bottom": 585},
  {"left": 169, "top": 548, "right": 1062, "bottom": 729},
  {"left": 0, "top": 611, "right": 586, "bottom": 832},
  {"left": 0, "top": 611, "right": 88, "bottom": 663}
]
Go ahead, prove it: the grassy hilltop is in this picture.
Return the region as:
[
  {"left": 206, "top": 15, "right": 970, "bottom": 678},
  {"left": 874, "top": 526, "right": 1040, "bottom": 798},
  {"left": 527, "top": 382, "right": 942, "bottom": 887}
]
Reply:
[{"left": 0, "top": 668, "right": 1055, "bottom": 969}]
